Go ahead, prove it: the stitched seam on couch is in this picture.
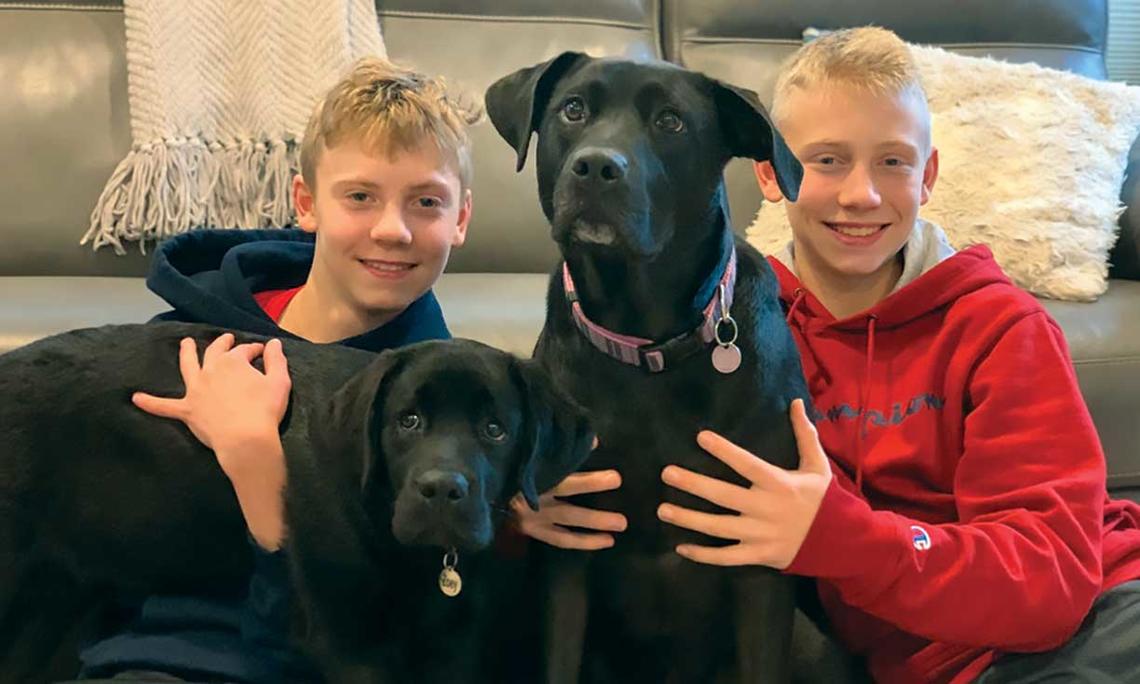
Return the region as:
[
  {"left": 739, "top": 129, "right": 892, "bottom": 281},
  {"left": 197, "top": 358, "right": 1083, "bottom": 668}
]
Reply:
[
  {"left": 1108, "top": 473, "right": 1140, "bottom": 487},
  {"left": 680, "top": 36, "right": 1103, "bottom": 55},
  {"left": 0, "top": 2, "right": 119, "bottom": 10},
  {"left": 1071, "top": 356, "right": 1140, "bottom": 366},
  {"left": 377, "top": 10, "right": 650, "bottom": 31}
]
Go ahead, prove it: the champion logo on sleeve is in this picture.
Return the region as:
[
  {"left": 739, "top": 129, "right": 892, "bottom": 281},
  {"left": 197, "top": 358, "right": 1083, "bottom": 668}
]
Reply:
[{"left": 911, "top": 525, "right": 932, "bottom": 551}]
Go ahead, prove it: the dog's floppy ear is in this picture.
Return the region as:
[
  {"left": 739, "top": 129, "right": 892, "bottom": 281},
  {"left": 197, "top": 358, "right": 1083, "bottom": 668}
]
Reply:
[
  {"left": 711, "top": 79, "right": 804, "bottom": 202},
  {"left": 485, "top": 51, "right": 589, "bottom": 172},
  {"left": 324, "top": 349, "right": 406, "bottom": 493},
  {"left": 510, "top": 359, "right": 595, "bottom": 511}
]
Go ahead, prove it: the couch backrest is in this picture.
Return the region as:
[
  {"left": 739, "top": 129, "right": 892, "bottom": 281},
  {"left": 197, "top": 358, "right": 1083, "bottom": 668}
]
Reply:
[
  {"left": 0, "top": 1, "right": 147, "bottom": 277},
  {"left": 2, "top": 0, "right": 1131, "bottom": 278}
]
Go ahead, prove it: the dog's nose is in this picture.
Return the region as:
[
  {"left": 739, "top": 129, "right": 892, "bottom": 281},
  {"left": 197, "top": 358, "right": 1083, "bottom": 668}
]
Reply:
[
  {"left": 415, "top": 470, "right": 469, "bottom": 503},
  {"left": 570, "top": 147, "right": 628, "bottom": 183}
]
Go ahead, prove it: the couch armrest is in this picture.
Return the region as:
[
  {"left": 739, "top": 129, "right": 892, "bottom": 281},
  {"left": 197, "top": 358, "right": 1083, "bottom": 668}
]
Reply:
[{"left": 1110, "top": 135, "right": 1140, "bottom": 280}]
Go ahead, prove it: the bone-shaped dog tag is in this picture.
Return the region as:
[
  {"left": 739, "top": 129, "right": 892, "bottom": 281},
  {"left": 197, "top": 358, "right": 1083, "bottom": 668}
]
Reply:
[
  {"left": 711, "top": 343, "right": 742, "bottom": 374},
  {"left": 439, "top": 548, "right": 462, "bottom": 597}
]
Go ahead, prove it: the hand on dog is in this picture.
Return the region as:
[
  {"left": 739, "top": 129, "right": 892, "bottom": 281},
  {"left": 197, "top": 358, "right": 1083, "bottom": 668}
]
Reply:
[
  {"left": 511, "top": 438, "right": 628, "bottom": 550},
  {"left": 657, "top": 399, "right": 831, "bottom": 569},
  {"left": 133, "top": 333, "right": 292, "bottom": 550}
]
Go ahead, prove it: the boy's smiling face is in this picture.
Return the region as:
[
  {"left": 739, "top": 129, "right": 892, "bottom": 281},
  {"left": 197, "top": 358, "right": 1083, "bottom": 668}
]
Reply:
[
  {"left": 756, "top": 83, "right": 938, "bottom": 289},
  {"left": 294, "top": 139, "right": 470, "bottom": 327}
]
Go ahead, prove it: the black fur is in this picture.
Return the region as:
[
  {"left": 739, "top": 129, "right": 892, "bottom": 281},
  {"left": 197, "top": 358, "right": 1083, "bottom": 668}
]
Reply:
[
  {"left": 487, "top": 54, "right": 811, "bottom": 683},
  {"left": 0, "top": 323, "right": 592, "bottom": 683}
]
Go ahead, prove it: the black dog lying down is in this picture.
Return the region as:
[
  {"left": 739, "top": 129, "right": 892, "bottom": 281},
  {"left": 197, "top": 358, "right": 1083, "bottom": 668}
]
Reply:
[
  {"left": 0, "top": 322, "right": 593, "bottom": 683},
  {"left": 487, "top": 54, "right": 812, "bottom": 682}
]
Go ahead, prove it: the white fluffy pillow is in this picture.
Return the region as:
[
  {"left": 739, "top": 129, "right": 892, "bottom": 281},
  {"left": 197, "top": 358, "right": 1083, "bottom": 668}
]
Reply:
[{"left": 746, "top": 44, "right": 1140, "bottom": 301}]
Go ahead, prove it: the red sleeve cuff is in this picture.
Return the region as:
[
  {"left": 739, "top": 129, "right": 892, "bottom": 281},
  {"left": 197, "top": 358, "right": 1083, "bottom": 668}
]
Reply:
[{"left": 786, "top": 476, "right": 907, "bottom": 588}]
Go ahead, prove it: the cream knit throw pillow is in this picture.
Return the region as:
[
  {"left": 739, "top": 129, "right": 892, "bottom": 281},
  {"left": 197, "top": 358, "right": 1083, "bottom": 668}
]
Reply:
[
  {"left": 746, "top": 44, "right": 1140, "bottom": 301},
  {"left": 84, "top": 0, "right": 386, "bottom": 254}
]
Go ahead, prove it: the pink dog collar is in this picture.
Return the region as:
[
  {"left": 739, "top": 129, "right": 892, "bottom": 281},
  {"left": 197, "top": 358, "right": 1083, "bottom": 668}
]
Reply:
[{"left": 561, "top": 247, "right": 737, "bottom": 373}]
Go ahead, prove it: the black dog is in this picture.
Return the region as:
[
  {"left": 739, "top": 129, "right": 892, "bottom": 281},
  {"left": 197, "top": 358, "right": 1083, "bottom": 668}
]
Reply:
[
  {"left": 486, "top": 53, "right": 811, "bottom": 683},
  {"left": 0, "top": 322, "right": 592, "bottom": 683}
]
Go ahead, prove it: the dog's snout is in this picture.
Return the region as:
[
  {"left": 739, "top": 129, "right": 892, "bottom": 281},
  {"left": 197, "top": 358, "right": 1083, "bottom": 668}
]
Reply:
[
  {"left": 570, "top": 147, "right": 628, "bottom": 183},
  {"left": 415, "top": 469, "right": 469, "bottom": 503}
]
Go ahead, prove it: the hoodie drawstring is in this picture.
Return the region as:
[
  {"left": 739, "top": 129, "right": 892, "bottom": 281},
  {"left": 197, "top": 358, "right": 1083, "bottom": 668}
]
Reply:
[
  {"left": 786, "top": 288, "right": 807, "bottom": 324},
  {"left": 854, "top": 314, "right": 877, "bottom": 495},
  {"left": 784, "top": 285, "right": 834, "bottom": 391}
]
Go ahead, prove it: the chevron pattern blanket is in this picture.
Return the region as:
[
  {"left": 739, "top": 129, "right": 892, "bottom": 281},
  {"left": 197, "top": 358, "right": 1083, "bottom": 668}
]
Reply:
[{"left": 84, "top": 0, "right": 386, "bottom": 253}]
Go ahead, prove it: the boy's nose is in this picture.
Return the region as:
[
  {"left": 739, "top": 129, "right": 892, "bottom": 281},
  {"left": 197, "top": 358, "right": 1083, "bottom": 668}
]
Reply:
[
  {"left": 369, "top": 207, "right": 414, "bottom": 244},
  {"left": 837, "top": 164, "right": 882, "bottom": 209}
]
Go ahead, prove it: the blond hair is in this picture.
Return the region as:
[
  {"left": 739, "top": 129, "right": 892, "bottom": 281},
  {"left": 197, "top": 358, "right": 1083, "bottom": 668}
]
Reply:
[
  {"left": 299, "top": 57, "right": 482, "bottom": 191},
  {"left": 772, "top": 27, "right": 930, "bottom": 143}
]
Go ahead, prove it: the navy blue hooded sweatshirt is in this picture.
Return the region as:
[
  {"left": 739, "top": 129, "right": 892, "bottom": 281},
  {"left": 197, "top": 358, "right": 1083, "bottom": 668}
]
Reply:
[{"left": 79, "top": 228, "right": 450, "bottom": 682}]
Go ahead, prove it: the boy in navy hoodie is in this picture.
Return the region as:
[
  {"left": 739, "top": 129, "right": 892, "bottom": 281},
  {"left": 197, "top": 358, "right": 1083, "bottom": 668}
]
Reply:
[{"left": 77, "top": 56, "right": 478, "bottom": 682}]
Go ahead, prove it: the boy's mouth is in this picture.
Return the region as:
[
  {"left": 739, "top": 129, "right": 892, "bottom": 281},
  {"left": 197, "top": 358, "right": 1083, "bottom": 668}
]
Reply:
[
  {"left": 360, "top": 259, "right": 416, "bottom": 278},
  {"left": 824, "top": 222, "right": 889, "bottom": 238}
]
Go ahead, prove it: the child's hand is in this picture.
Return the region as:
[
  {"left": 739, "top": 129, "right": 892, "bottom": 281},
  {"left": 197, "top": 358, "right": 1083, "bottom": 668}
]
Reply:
[
  {"left": 133, "top": 334, "right": 291, "bottom": 455},
  {"left": 657, "top": 399, "right": 831, "bottom": 570},
  {"left": 133, "top": 333, "right": 293, "bottom": 550},
  {"left": 510, "top": 442, "right": 627, "bottom": 551}
]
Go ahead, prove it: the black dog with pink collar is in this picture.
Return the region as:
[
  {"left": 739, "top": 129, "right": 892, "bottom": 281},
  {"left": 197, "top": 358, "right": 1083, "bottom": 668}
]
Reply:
[{"left": 488, "top": 52, "right": 815, "bottom": 684}]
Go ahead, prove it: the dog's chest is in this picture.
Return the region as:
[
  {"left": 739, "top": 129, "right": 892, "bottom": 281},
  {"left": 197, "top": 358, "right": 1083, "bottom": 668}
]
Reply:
[{"left": 555, "top": 357, "right": 778, "bottom": 543}]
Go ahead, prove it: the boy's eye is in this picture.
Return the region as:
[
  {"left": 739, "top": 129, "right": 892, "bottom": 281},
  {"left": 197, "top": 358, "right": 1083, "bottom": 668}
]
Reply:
[
  {"left": 560, "top": 96, "right": 588, "bottom": 123},
  {"left": 817, "top": 156, "right": 837, "bottom": 165},
  {"left": 654, "top": 109, "right": 684, "bottom": 133},
  {"left": 348, "top": 191, "right": 371, "bottom": 203},
  {"left": 416, "top": 197, "right": 442, "bottom": 209}
]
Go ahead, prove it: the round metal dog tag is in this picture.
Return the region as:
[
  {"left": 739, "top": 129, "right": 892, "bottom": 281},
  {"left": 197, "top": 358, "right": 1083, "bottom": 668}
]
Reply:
[
  {"left": 439, "top": 548, "right": 462, "bottom": 597},
  {"left": 438, "top": 567, "right": 462, "bottom": 597},
  {"left": 711, "top": 343, "right": 742, "bottom": 374}
]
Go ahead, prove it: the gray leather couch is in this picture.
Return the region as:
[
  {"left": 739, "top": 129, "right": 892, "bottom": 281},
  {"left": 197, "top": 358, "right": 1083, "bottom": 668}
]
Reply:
[{"left": 2, "top": 0, "right": 1137, "bottom": 506}]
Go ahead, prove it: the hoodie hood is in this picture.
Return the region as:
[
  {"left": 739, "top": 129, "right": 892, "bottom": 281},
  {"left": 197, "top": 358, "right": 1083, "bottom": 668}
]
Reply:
[
  {"left": 771, "top": 219, "right": 1011, "bottom": 330},
  {"left": 147, "top": 228, "right": 449, "bottom": 350}
]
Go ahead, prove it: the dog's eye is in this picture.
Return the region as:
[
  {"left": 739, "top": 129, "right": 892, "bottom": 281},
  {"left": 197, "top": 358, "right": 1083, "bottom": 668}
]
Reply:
[
  {"left": 560, "top": 97, "right": 588, "bottom": 123},
  {"left": 655, "top": 109, "right": 684, "bottom": 133},
  {"left": 482, "top": 421, "right": 507, "bottom": 443},
  {"left": 398, "top": 412, "right": 422, "bottom": 431}
]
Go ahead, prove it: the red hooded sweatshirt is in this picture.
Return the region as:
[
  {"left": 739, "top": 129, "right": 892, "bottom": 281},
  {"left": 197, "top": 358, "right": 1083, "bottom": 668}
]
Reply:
[{"left": 771, "top": 242, "right": 1140, "bottom": 683}]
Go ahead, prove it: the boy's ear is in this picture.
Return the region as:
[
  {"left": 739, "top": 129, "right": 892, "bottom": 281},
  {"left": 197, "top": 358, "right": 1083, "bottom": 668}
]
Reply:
[
  {"left": 452, "top": 188, "right": 472, "bottom": 248},
  {"left": 485, "top": 51, "right": 589, "bottom": 172},
  {"left": 920, "top": 146, "right": 939, "bottom": 205},
  {"left": 711, "top": 78, "right": 803, "bottom": 202},
  {"left": 753, "top": 161, "right": 788, "bottom": 203},
  {"left": 292, "top": 174, "right": 317, "bottom": 233}
]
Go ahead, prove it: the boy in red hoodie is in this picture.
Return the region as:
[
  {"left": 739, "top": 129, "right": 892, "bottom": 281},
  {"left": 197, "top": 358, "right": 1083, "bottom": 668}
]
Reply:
[
  {"left": 668, "top": 27, "right": 1140, "bottom": 683},
  {"left": 516, "top": 26, "right": 1140, "bottom": 684}
]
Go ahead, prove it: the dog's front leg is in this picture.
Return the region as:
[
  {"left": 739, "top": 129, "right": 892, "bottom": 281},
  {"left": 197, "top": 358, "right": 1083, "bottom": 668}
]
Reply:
[
  {"left": 734, "top": 568, "right": 796, "bottom": 684},
  {"left": 545, "top": 552, "right": 590, "bottom": 684}
]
